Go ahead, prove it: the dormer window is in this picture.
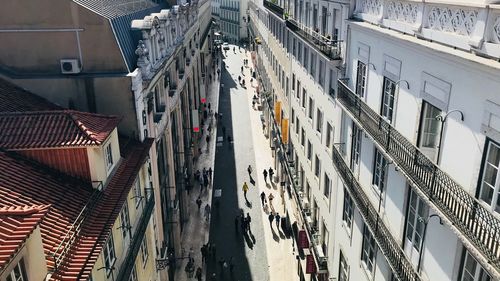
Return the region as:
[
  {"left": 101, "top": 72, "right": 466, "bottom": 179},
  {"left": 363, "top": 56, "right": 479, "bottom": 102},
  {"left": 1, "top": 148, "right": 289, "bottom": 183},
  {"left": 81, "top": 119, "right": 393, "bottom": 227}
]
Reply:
[
  {"left": 105, "top": 143, "right": 113, "bottom": 171},
  {"left": 6, "top": 259, "right": 28, "bottom": 281}
]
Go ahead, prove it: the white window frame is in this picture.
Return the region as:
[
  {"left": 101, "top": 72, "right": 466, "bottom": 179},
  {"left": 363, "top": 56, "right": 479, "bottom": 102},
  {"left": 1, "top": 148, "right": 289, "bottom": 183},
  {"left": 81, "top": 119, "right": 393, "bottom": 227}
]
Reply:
[
  {"left": 103, "top": 234, "right": 116, "bottom": 275},
  {"left": 356, "top": 60, "right": 367, "bottom": 98},
  {"left": 361, "top": 225, "right": 376, "bottom": 274},
  {"left": 372, "top": 149, "right": 387, "bottom": 192},
  {"left": 308, "top": 97, "right": 314, "bottom": 120},
  {"left": 6, "top": 259, "right": 27, "bottom": 281},
  {"left": 460, "top": 250, "right": 492, "bottom": 281},
  {"left": 380, "top": 77, "right": 396, "bottom": 123},
  {"left": 479, "top": 139, "right": 500, "bottom": 214},
  {"left": 405, "top": 188, "right": 428, "bottom": 252},
  {"left": 342, "top": 190, "right": 354, "bottom": 230},
  {"left": 339, "top": 250, "right": 349, "bottom": 281},
  {"left": 133, "top": 178, "right": 142, "bottom": 208},
  {"left": 105, "top": 143, "right": 114, "bottom": 171},
  {"left": 120, "top": 202, "right": 131, "bottom": 239},
  {"left": 350, "top": 124, "right": 362, "bottom": 170},
  {"left": 316, "top": 109, "right": 323, "bottom": 134},
  {"left": 314, "top": 155, "right": 321, "bottom": 178},
  {"left": 323, "top": 173, "right": 331, "bottom": 197}
]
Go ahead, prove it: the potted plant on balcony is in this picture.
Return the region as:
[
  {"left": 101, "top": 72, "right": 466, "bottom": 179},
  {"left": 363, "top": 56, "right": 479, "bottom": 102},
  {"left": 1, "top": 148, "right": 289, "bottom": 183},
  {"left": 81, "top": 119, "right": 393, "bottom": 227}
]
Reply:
[{"left": 284, "top": 12, "right": 289, "bottom": 20}]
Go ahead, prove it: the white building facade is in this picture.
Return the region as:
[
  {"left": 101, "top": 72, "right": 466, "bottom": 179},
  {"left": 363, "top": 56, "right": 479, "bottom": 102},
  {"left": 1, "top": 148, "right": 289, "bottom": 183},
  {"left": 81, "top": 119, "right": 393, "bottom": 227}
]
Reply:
[{"left": 248, "top": 0, "right": 500, "bottom": 280}]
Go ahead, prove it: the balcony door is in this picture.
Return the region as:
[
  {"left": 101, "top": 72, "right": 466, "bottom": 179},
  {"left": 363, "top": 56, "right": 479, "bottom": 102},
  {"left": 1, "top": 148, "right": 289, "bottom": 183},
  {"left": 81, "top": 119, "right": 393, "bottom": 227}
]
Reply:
[
  {"left": 350, "top": 123, "right": 362, "bottom": 176},
  {"left": 404, "top": 187, "right": 429, "bottom": 267},
  {"left": 417, "top": 101, "right": 442, "bottom": 162}
]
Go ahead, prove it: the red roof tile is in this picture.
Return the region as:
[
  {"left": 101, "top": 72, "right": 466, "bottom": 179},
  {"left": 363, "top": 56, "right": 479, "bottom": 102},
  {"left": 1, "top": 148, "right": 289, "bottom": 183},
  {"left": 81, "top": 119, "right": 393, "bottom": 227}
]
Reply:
[
  {"left": 49, "top": 138, "right": 154, "bottom": 280},
  {"left": 0, "top": 110, "right": 121, "bottom": 149},
  {"left": 0, "top": 205, "right": 50, "bottom": 269},
  {"left": 0, "top": 78, "right": 62, "bottom": 112}
]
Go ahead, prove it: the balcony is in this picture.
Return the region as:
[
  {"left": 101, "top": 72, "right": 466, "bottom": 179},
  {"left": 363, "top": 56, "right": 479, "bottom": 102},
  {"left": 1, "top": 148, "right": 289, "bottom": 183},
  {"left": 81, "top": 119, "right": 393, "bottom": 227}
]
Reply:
[
  {"left": 115, "top": 191, "right": 155, "bottom": 280},
  {"left": 286, "top": 18, "right": 341, "bottom": 61},
  {"left": 337, "top": 80, "right": 500, "bottom": 272},
  {"left": 332, "top": 143, "right": 419, "bottom": 281},
  {"left": 263, "top": 0, "right": 283, "bottom": 18}
]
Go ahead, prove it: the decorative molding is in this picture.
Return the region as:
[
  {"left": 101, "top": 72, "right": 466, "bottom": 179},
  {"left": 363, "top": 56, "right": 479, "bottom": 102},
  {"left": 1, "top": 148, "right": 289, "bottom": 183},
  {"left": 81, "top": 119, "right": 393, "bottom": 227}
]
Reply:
[
  {"left": 385, "top": 0, "right": 418, "bottom": 24},
  {"left": 427, "top": 5, "right": 478, "bottom": 36},
  {"left": 360, "top": 0, "right": 381, "bottom": 16}
]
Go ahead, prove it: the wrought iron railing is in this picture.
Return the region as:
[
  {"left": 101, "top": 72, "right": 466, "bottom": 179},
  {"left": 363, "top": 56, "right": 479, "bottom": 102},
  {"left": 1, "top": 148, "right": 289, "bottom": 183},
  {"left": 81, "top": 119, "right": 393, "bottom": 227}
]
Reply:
[
  {"left": 286, "top": 18, "right": 341, "bottom": 60},
  {"left": 263, "top": 0, "right": 283, "bottom": 18},
  {"left": 332, "top": 145, "right": 420, "bottom": 281},
  {"left": 337, "top": 80, "right": 500, "bottom": 271},
  {"left": 115, "top": 191, "right": 156, "bottom": 280},
  {"left": 51, "top": 183, "right": 103, "bottom": 270}
]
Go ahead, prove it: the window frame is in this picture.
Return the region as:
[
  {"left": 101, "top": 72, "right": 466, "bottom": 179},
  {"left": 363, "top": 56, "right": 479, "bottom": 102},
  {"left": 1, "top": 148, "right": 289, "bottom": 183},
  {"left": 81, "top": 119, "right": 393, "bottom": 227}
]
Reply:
[
  {"left": 355, "top": 61, "right": 367, "bottom": 98},
  {"left": 342, "top": 190, "right": 354, "bottom": 230},
  {"left": 103, "top": 234, "right": 116, "bottom": 276},
  {"left": 140, "top": 236, "right": 149, "bottom": 266},
  {"left": 6, "top": 259, "right": 28, "bottom": 281},
  {"left": 105, "top": 143, "right": 114, "bottom": 171},
  {"left": 361, "top": 225, "right": 377, "bottom": 274},
  {"left": 460, "top": 250, "right": 492, "bottom": 281},
  {"left": 478, "top": 139, "right": 500, "bottom": 214},
  {"left": 372, "top": 149, "right": 387, "bottom": 192},
  {"left": 380, "top": 77, "right": 396, "bottom": 123},
  {"left": 323, "top": 173, "right": 331, "bottom": 197},
  {"left": 120, "top": 201, "right": 131, "bottom": 239}
]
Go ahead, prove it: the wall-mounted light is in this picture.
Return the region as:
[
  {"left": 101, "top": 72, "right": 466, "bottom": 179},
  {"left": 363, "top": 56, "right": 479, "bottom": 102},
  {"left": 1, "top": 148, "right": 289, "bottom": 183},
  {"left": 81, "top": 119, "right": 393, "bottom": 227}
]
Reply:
[{"left": 394, "top": 79, "right": 410, "bottom": 90}]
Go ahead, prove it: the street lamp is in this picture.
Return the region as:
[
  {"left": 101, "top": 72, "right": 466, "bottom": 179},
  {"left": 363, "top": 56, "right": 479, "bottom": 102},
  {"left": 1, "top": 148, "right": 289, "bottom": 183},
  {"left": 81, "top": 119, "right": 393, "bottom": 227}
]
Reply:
[{"left": 417, "top": 214, "right": 443, "bottom": 272}]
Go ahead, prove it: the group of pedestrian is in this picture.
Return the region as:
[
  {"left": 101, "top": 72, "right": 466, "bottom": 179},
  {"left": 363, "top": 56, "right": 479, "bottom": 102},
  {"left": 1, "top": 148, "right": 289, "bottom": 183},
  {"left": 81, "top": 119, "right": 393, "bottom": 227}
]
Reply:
[
  {"left": 195, "top": 167, "right": 213, "bottom": 191},
  {"left": 235, "top": 212, "right": 252, "bottom": 233},
  {"left": 268, "top": 211, "right": 281, "bottom": 229},
  {"left": 201, "top": 242, "right": 217, "bottom": 263},
  {"left": 262, "top": 167, "right": 274, "bottom": 183}
]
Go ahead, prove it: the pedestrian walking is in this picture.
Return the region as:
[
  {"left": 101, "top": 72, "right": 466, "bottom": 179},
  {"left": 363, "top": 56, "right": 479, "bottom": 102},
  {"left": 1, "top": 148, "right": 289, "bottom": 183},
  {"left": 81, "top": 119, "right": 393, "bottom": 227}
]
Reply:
[
  {"left": 196, "top": 197, "right": 202, "bottom": 210},
  {"left": 238, "top": 75, "right": 241, "bottom": 83},
  {"left": 204, "top": 177, "right": 209, "bottom": 189},
  {"left": 268, "top": 193, "right": 274, "bottom": 206},
  {"left": 201, "top": 244, "right": 207, "bottom": 263},
  {"left": 208, "top": 167, "right": 213, "bottom": 181},
  {"left": 206, "top": 135, "right": 210, "bottom": 146},
  {"left": 269, "top": 167, "right": 274, "bottom": 182},
  {"left": 247, "top": 165, "right": 252, "bottom": 175},
  {"left": 195, "top": 267, "right": 202, "bottom": 281},
  {"left": 263, "top": 169, "right": 268, "bottom": 183},
  {"left": 204, "top": 204, "right": 211, "bottom": 221},
  {"left": 241, "top": 216, "right": 246, "bottom": 232},
  {"left": 275, "top": 212, "right": 281, "bottom": 228},
  {"left": 260, "top": 191, "right": 266, "bottom": 206},
  {"left": 208, "top": 102, "right": 211, "bottom": 111},
  {"left": 268, "top": 213, "right": 274, "bottom": 226},
  {"left": 242, "top": 182, "right": 249, "bottom": 199},
  {"left": 241, "top": 66, "right": 244, "bottom": 73}
]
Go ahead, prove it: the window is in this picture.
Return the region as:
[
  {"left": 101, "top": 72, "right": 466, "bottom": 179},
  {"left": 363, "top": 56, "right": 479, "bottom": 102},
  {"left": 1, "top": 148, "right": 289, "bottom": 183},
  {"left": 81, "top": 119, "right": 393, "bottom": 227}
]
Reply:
[
  {"left": 298, "top": 42, "right": 302, "bottom": 62},
  {"left": 405, "top": 188, "right": 429, "bottom": 253},
  {"left": 307, "top": 140, "right": 313, "bottom": 161},
  {"left": 303, "top": 46, "right": 308, "bottom": 69},
  {"left": 314, "top": 155, "right": 321, "bottom": 178},
  {"left": 310, "top": 53, "right": 316, "bottom": 78},
  {"left": 361, "top": 225, "right": 376, "bottom": 273},
  {"left": 355, "top": 61, "right": 367, "bottom": 97},
  {"left": 339, "top": 251, "right": 349, "bottom": 281},
  {"left": 321, "top": 220, "right": 329, "bottom": 255},
  {"left": 308, "top": 98, "right": 314, "bottom": 119},
  {"left": 372, "top": 149, "right": 387, "bottom": 192},
  {"left": 293, "top": 38, "right": 297, "bottom": 57},
  {"left": 296, "top": 117, "right": 300, "bottom": 135},
  {"left": 120, "top": 202, "right": 130, "bottom": 239},
  {"left": 339, "top": 111, "right": 348, "bottom": 156},
  {"left": 319, "top": 60, "right": 325, "bottom": 88},
  {"left": 133, "top": 178, "right": 142, "bottom": 208},
  {"left": 342, "top": 190, "right": 353, "bottom": 229},
  {"left": 479, "top": 140, "right": 500, "bottom": 213},
  {"left": 323, "top": 173, "right": 330, "bottom": 197},
  {"left": 301, "top": 128, "right": 305, "bottom": 147},
  {"left": 460, "top": 250, "right": 492, "bottom": 281},
  {"left": 296, "top": 81, "right": 301, "bottom": 99},
  {"left": 380, "top": 77, "right": 396, "bottom": 123},
  {"left": 286, "top": 76, "right": 289, "bottom": 97},
  {"left": 105, "top": 143, "right": 113, "bottom": 170},
  {"left": 292, "top": 74, "right": 296, "bottom": 91},
  {"left": 6, "top": 259, "right": 27, "bottom": 281},
  {"left": 292, "top": 109, "right": 295, "bottom": 124},
  {"left": 129, "top": 266, "right": 138, "bottom": 281},
  {"left": 301, "top": 89, "right": 306, "bottom": 108},
  {"left": 418, "top": 101, "right": 442, "bottom": 161},
  {"left": 329, "top": 68, "right": 336, "bottom": 98},
  {"left": 350, "top": 124, "right": 362, "bottom": 170},
  {"left": 103, "top": 234, "right": 116, "bottom": 275},
  {"left": 316, "top": 109, "right": 323, "bottom": 134},
  {"left": 140, "top": 236, "right": 149, "bottom": 265},
  {"left": 326, "top": 122, "right": 334, "bottom": 152}
]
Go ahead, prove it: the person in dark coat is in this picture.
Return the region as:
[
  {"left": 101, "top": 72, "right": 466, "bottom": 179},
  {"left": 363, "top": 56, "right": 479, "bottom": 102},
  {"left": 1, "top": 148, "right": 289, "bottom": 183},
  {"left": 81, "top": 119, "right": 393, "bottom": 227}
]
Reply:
[
  {"left": 268, "top": 213, "right": 274, "bottom": 227},
  {"left": 260, "top": 191, "right": 266, "bottom": 206},
  {"left": 263, "top": 169, "right": 268, "bottom": 183},
  {"left": 275, "top": 213, "right": 281, "bottom": 228}
]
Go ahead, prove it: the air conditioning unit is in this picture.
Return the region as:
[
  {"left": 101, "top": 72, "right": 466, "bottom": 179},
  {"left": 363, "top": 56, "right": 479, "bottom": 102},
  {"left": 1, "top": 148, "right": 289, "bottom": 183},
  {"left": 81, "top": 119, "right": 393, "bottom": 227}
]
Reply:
[{"left": 60, "top": 59, "right": 81, "bottom": 74}]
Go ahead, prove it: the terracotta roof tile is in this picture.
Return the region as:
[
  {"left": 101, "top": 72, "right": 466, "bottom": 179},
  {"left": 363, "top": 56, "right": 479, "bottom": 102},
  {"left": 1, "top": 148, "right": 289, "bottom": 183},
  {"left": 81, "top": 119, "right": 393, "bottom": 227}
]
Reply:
[
  {"left": 0, "top": 111, "right": 122, "bottom": 149},
  {"left": 0, "top": 205, "right": 50, "bottom": 269},
  {"left": 0, "top": 78, "right": 62, "bottom": 112}
]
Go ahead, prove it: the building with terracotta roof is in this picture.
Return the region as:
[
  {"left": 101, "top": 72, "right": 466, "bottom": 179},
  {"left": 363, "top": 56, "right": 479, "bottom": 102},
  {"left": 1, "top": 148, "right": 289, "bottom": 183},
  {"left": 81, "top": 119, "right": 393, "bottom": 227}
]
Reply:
[{"left": 0, "top": 1, "right": 214, "bottom": 278}]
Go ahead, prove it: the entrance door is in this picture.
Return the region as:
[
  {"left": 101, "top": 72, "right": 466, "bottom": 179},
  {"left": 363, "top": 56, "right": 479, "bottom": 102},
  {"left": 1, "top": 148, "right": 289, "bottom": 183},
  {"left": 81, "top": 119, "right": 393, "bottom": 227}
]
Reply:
[{"left": 404, "top": 187, "right": 429, "bottom": 266}]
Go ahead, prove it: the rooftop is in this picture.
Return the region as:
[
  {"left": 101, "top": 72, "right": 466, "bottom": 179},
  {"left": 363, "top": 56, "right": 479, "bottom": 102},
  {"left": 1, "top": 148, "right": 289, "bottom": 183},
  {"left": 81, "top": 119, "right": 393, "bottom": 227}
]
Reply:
[
  {"left": 0, "top": 205, "right": 51, "bottom": 269},
  {"left": 0, "top": 78, "right": 62, "bottom": 112},
  {"left": 0, "top": 110, "right": 121, "bottom": 149}
]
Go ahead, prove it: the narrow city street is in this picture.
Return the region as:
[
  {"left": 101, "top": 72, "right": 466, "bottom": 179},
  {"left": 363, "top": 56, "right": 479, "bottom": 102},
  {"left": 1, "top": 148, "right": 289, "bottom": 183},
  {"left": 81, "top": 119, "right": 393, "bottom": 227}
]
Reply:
[{"left": 174, "top": 44, "right": 298, "bottom": 281}]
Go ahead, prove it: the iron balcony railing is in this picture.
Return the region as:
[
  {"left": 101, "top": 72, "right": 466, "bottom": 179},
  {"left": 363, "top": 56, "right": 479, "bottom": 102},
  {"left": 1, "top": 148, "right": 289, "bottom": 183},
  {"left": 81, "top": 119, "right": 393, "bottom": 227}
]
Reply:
[
  {"left": 115, "top": 191, "right": 155, "bottom": 281},
  {"left": 263, "top": 0, "right": 283, "bottom": 18},
  {"left": 337, "top": 80, "right": 500, "bottom": 271},
  {"left": 332, "top": 145, "right": 420, "bottom": 281},
  {"left": 286, "top": 18, "right": 341, "bottom": 61}
]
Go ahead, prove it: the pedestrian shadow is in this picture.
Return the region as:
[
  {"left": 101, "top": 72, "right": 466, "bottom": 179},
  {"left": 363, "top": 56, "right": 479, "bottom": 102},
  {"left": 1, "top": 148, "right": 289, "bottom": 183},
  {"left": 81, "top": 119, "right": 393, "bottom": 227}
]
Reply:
[
  {"left": 270, "top": 227, "right": 280, "bottom": 242},
  {"left": 245, "top": 200, "right": 252, "bottom": 208},
  {"left": 266, "top": 183, "right": 271, "bottom": 189},
  {"left": 271, "top": 182, "right": 277, "bottom": 190},
  {"left": 243, "top": 231, "right": 254, "bottom": 249},
  {"left": 249, "top": 176, "right": 255, "bottom": 186},
  {"left": 278, "top": 229, "right": 286, "bottom": 239}
]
